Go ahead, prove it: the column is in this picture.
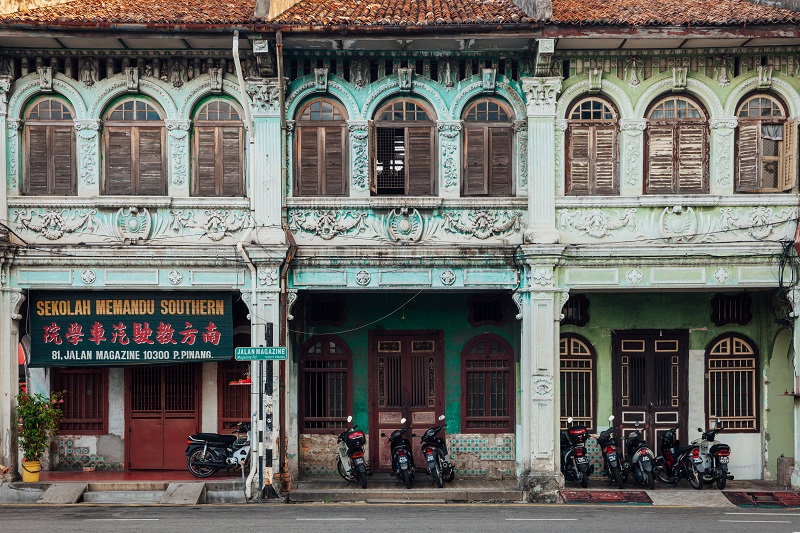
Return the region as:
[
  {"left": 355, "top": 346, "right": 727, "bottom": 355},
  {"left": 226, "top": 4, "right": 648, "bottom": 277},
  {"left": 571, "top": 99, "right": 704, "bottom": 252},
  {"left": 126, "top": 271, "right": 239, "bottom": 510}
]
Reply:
[
  {"left": 791, "top": 288, "right": 800, "bottom": 488},
  {"left": 347, "top": 120, "right": 370, "bottom": 198},
  {"left": 514, "top": 119, "right": 529, "bottom": 197},
  {"left": 0, "top": 289, "right": 23, "bottom": 473},
  {"left": 74, "top": 119, "right": 102, "bottom": 196},
  {"left": 709, "top": 117, "right": 737, "bottom": 196},
  {"left": 619, "top": 119, "right": 646, "bottom": 196},
  {"left": 165, "top": 119, "right": 191, "bottom": 197},
  {"left": 521, "top": 77, "right": 562, "bottom": 244},
  {"left": 437, "top": 120, "right": 462, "bottom": 198}
]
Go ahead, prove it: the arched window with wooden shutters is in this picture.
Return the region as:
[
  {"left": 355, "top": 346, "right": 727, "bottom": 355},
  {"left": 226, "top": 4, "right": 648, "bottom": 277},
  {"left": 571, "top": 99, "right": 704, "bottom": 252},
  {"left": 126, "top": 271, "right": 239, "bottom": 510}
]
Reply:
[
  {"left": 103, "top": 99, "right": 166, "bottom": 195},
  {"left": 736, "top": 94, "right": 796, "bottom": 193},
  {"left": 645, "top": 95, "right": 709, "bottom": 194},
  {"left": 705, "top": 334, "right": 759, "bottom": 432},
  {"left": 565, "top": 97, "right": 618, "bottom": 195},
  {"left": 193, "top": 100, "right": 244, "bottom": 196},
  {"left": 24, "top": 98, "right": 76, "bottom": 195},
  {"left": 462, "top": 99, "right": 513, "bottom": 196},
  {"left": 373, "top": 99, "right": 435, "bottom": 196},
  {"left": 560, "top": 334, "right": 596, "bottom": 432},
  {"left": 295, "top": 99, "right": 347, "bottom": 196}
]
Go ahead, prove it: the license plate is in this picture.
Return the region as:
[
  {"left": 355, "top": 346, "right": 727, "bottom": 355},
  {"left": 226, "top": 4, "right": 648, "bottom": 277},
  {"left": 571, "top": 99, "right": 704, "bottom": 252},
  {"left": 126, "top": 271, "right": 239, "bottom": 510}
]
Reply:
[
  {"left": 640, "top": 456, "right": 650, "bottom": 462},
  {"left": 692, "top": 457, "right": 702, "bottom": 463},
  {"left": 398, "top": 456, "right": 408, "bottom": 464},
  {"left": 576, "top": 457, "right": 588, "bottom": 464},
  {"left": 354, "top": 457, "right": 365, "bottom": 465},
  {"left": 719, "top": 457, "right": 729, "bottom": 464}
]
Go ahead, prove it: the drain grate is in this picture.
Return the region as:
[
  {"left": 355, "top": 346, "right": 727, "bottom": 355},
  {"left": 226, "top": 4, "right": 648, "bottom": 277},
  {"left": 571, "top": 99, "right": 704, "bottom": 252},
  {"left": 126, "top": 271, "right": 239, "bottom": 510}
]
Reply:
[
  {"left": 724, "top": 491, "right": 800, "bottom": 508},
  {"left": 561, "top": 491, "right": 653, "bottom": 504}
]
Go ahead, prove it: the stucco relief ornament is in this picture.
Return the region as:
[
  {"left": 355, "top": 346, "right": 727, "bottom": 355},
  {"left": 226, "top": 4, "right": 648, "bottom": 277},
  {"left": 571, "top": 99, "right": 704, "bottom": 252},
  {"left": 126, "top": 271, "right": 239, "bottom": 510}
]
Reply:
[
  {"left": 714, "top": 268, "right": 730, "bottom": 284},
  {"left": 625, "top": 56, "right": 642, "bottom": 89},
  {"left": 351, "top": 59, "right": 368, "bottom": 89},
  {"left": 115, "top": 207, "right": 152, "bottom": 242},
  {"left": 714, "top": 55, "right": 733, "bottom": 87},
  {"left": 441, "top": 60, "right": 455, "bottom": 89},
  {"left": 349, "top": 124, "right": 369, "bottom": 189},
  {"left": 531, "top": 268, "right": 553, "bottom": 286},
  {"left": 719, "top": 206, "right": 796, "bottom": 241},
  {"left": 384, "top": 208, "right": 425, "bottom": 244},
  {"left": 522, "top": 77, "right": 561, "bottom": 115},
  {"left": 259, "top": 268, "right": 279, "bottom": 286},
  {"left": 355, "top": 270, "right": 372, "bottom": 286},
  {"left": 556, "top": 208, "right": 638, "bottom": 239},
  {"left": 169, "top": 209, "right": 252, "bottom": 241},
  {"left": 512, "top": 292, "right": 523, "bottom": 320},
  {"left": 532, "top": 375, "right": 554, "bottom": 398},
  {"left": 286, "top": 291, "right": 298, "bottom": 321},
  {"left": 290, "top": 210, "right": 368, "bottom": 240},
  {"left": 168, "top": 270, "right": 183, "bottom": 285},
  {"left": 442, "top": 210, "right": 523, "bottom": 239},
  {"left": 11, "top": 291, "right": 25, "bottom": 320},
  {"left": 440, "top": 270, "right": 456, "bottom": 286},
  {"left": 81, "top": 270, "right": 96, "bottom": 284},
  {"left": 246, "top": 82, "right": 281, "bottom": 113},
  {"left": 626, "top": 269, "right": 643, "bottom": 285},
  {"left": 13, "top": 208, "right": 97, "bottom": 240}
]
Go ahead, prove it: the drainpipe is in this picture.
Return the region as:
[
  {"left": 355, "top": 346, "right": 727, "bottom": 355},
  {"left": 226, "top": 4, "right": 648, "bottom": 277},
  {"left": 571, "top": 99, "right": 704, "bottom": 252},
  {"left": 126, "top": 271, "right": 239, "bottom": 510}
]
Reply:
[{"left": 277, "top": 31, "right": 288, "bottom": 222}]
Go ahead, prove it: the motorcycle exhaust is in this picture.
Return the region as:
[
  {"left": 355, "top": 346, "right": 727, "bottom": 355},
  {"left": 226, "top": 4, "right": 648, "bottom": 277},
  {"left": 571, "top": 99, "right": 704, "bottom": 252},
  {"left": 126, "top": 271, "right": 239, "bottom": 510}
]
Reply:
[{"left": 727, "top": 474, "right": 735, "bottom": 480}]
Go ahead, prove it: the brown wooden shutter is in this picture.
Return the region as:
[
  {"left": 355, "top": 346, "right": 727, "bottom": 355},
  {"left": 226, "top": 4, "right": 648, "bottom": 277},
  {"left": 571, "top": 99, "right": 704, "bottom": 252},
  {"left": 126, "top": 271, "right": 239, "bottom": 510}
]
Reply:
[
  {"left": 406, "top": 126, "right": 433, "bottom": 196},
  {"left": 646, "top": 125, "right": 676, "bottom": 194},
  {"left": 106, "top": 128, "right": 133, "bottom": 195},
  {"left": 195, "top": 127, "right": 218, "bottom": 196},
  {"left": 779, "top": 117, "right": 798, "bottom": 191},
  {"left": 593, "top": 126, "right": 617, "bottom": 194},
  {"left": 26, "top": 126, "right": 49, "bottom": 194},
  {"left": 676, "top": 123, "right": 707, "bottom": 193},
  {"left": 489, "top": 127, "right": 512, "bottom": 196},
  {"left": 137, "top": 127, "right": 164, "bottom": 195},
  {"left": 736, "top": 122, "right": 761, "bottom": 192},
  {"left": 368, "top": 120, "right": 377, "bottom": 194},
  {"left": 567, "top": 126, "right": 591, "bottom": 194},
  {"left": 464, "top": 126, "right": 488, "bottom": 195},
  {"left": 297, "top": 126, "right": 320, "bottom": 196},
  {"left": 322, "top": 126, "right": 345, "bottom": 196},
  {"left": 221, "top": 127, "right": 243, "bottom": 196}
]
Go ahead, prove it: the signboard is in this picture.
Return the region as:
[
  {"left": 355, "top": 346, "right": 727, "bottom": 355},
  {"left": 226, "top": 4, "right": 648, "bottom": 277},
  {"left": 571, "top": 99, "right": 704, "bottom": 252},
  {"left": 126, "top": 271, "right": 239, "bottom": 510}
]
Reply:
[
  {"left": 235, "top": 347, "right": 287, "bottom": 361},
  {"left": 29, "top": 291, "right": 233, "bottom": 367}
]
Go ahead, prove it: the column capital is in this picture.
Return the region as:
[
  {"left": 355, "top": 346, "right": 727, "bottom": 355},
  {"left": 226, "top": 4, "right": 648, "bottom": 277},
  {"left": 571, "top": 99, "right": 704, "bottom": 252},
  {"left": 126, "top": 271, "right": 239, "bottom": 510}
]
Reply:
[
  {"left": 709, "top": 116, "right": 738, "bottom": 130},
  {"left": 245, "top": 77, "right": 286, "bottom": 117},
  {"left": 521, "top": 77, "right": 562, "bottom": 117},
  {"left": 620, "top": 118, "right": 647, "bottom": 132}
]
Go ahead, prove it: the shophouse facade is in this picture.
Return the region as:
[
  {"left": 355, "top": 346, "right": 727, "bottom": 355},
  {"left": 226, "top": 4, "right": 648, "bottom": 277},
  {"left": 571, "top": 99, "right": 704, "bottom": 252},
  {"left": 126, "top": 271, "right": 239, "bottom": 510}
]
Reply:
[{"left": 0, "top": 0, "right": 799, "bottom": 499}]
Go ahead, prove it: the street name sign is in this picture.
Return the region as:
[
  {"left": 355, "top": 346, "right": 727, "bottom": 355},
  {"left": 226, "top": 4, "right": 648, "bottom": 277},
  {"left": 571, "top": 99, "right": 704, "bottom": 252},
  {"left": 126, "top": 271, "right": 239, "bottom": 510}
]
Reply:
[{"left": 235, "top": 347, "right": 287, "bottom": 361}]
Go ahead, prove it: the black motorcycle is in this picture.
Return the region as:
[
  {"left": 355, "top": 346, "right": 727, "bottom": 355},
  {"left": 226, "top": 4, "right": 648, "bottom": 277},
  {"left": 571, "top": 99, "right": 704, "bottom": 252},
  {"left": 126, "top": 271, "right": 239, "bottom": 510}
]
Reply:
[
  {"left": 560, "top": 416, "right": 592, "bottom": 487},
  {"left": 622, "top": 421, "right": 655, "bottom": 489},
  {"left": 185, "top": 422, "right": 251, "bottom": 478},
  {"left": 413, "top": 415, "right": 454, "bottom": 488},
  {"left": 694, "top": 420, "right": 733, "bottom": 490},
  {"left": 653, "top": 426, "right": 702, "bottom": 489},
  {"left": 381, "top": 417, "right": 415, "bottom": 489},
  {"left": 335, "top": 415, "right": 369, "bottom": 488},
  {"left": 596, "top": 415, "right": 624, "bottom": 488}
]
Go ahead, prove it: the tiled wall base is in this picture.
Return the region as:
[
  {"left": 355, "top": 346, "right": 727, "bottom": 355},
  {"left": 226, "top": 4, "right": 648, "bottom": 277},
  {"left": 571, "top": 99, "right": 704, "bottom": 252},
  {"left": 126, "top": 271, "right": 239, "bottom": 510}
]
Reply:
[{"left": 55, "top": 436, "right": 122, "bottom": 471}]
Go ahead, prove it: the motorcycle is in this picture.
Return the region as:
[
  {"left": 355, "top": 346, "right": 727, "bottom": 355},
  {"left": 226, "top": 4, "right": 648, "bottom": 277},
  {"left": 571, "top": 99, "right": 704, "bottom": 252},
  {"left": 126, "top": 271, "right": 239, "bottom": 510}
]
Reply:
[
  {"left": 381, "top": 417, "right": 415, "bottom": 489},
  {"left": 622, "top": 421, "right": 655, "bottom": 489},
  {"left": 185, "top": 422, "right": 251, "bottom": 478},
  {"left": 413, "top": 415, "right": 454, "bottom": 488},
  {"left": 335, "top": 415, "right": 369, "bottom": 489},
  {"left": 560, "top": 416, "right": 592, "bottom": 487},
  {"left": 595, "top": 415, "right": 624, "bottom": 488},
  {"left": 653, "top": 426, "right": 703, "bottom": 489},
  {"left": 693, "top": 419, "right": 734, "bottom": 490}
]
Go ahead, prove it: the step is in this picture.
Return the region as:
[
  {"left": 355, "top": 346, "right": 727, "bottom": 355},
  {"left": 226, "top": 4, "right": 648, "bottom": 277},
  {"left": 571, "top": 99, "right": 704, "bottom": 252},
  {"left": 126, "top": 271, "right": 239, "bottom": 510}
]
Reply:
[
  {"left": 289, "top": 488, "right": 524, "bottom": 503},
  {"left": 160, "top": 482, "right": 205, "bottom": 505},
  {"left": 37, "top": 483, "right": 87, "bottom": 504},
  {"left": 82, "top": 490, "right": 166, "bottom": 504}
]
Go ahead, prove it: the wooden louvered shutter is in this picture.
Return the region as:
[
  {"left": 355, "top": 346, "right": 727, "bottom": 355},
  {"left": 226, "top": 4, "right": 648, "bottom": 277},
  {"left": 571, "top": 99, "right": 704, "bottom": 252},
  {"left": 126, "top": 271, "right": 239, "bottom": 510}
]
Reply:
[
  {"left": 779, "top": 117, "right": 798, "bottom": 191},
  {"left": 52, "top": 127, "right": 75, "bottom": 195},
  {"left": 195, "top": 127, "right": 217, "bottom": 196},
  {"left": 322, "top": 126, "right": 345, "bottom": 195},
  {"left": 676, "top": 124, "right": 707, "bottom": 193},
  {"left": 137, "top": 128, "right": 164, "bottom": 195},
  {"left": 464, "top": 126, "right": 488, "bottom": 195},
  {"left": 221, "top": 127, "right": 243, "bottom": 196},
  {"left": 736, "top": 122, "right": 761, "bottom": 192},
  {"left": 106, "top": 128, "right": 133, "bottom": 195},
  {"left": 489, "top": 127, "right": 512, "bottom": 196},
  {"left": 593, "top": 126, "right": 617, "bottom": 194},
  {"left": 646, "top": 125, "right": 675, "bottom": 194},
  {"left": 567, "top": 126, "right": 591, "bottom": 194},
  {"left": 406, "top": 127, "right": 433, "bottom": 196},
  {"left": 297, "top": 126, "right": 320, "bottom": 196},
  {"left": 26, "top": 126, "right": 49, "bottom": 194}
]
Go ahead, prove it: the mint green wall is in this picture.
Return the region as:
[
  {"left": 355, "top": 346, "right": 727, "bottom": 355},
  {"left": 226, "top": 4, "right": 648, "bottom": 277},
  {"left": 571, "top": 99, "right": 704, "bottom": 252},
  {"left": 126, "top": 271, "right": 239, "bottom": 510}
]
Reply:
[{"left": 292, "top": 292, "right": 520, "bottom": 434}]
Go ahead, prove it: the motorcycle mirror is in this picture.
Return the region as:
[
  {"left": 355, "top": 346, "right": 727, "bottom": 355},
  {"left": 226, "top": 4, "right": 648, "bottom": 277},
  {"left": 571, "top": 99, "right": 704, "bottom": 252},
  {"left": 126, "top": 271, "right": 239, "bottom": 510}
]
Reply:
[
  {"left": 380, "top": 433, "right": 387, "bottom": 438},
  {"left": 412, "top": 434, "right": 418, "bottom": 438},
  {"left": 347, "top": 415, "right": 353, "bottom": 423},
  {"left": 400, "top": 418, "right": 407, "bottom": 424},
  {"left": 567, "top": 416, "right": 573, "bottom": 424},
  {"left": 634, "top": 421, "right": 640, "bottom": 428},
  {"left": 438, "top": 415, "right": 446, "bottom": 421},
  {"left": 608, "top": 415, "right": 615, "bottom": 422}
]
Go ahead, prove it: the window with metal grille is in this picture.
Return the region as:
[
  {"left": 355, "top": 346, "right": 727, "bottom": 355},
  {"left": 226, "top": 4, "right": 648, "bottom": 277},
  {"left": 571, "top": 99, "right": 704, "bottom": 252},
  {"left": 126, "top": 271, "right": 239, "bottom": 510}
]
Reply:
[
  {"left": 24, "top": 98, "right": 76, "bottom": 195},
  {"left": 218, "top": 361, "right": 251, "bottom": 432},
  {"left": 462, "top": 99, "right": 514, "bottom": 196},
  {"left": 468, "top": 297, "right": 507, "bottom": 326},
  {"left": 706, "top": 334, "right": 759, "bottom": 432},
  {"left": 300, "top": 335, "right": 352, "bottom": 432},
  {"left": 373, "top": 100, "right": 435, "bottom": 196},
  {"left": 193, "top": 100, "right": 244, "bottom": 197},
  {"left": 561, "top": 294, "right": 590, "bottom": 327},
  {"left": 565, "top": 97, "right": 618, "bottom": 195},
  {"left": 710, "top": 293, "right": 752, "bottom": 326},
  {"left": 295, "top": 99, "right": 348, "bottom": 196},
  {"left": 560, "top": 334, "right": 596, "bottom": 432},
  {"left": 462, "top": 334, "right": 514, "bottom": 433},
  {"left": 52, "top": 368, "right": 107, "bottom": 434}
]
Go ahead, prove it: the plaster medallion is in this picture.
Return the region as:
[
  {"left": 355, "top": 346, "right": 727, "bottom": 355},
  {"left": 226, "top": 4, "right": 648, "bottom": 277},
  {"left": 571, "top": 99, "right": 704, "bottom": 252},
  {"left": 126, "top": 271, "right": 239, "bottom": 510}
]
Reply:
[
  {"left": 355, "top": 270, "right": 372, "bottom": 286},
  {"left": 714, "top": 268, "right": 730, "bottom": 284},
  {"left": 259, "top": 268, "right": 279, "bottom": 286},
  {"left": 626, "top": 269, "right": 643, "bottom": 285},
  {"left": 115, "top": 207, "right": 152, "bottom": 242},
  {"left": 532, "top": 375, "right": 554, "bottom": 398},
  {"left": 531, "top": 268, "right": 553, "bottom": 286},
  {"left": 660, "top": 206, "right": 698, "bottom": 242},
  {"left": 440, "top": 270, "right": 456, "bottom": 286},
  {"left": 168, "top": 270, "right": 183, "bottom": 285},
  {"left": 385, "top": 208, "right": 425, "bottom": 243},
  {"left": 81, "top": 270, "right": 96, "bottom": 284}
]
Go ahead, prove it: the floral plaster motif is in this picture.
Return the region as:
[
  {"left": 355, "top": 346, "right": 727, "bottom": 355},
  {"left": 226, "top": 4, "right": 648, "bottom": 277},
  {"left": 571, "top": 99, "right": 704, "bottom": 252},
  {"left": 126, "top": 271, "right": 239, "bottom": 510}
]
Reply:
[
  {"left": 259, "top": 268, "right": 279, "bottom": 286},
  {"left": 14, "top": 208, "right": 97, "bottom": 240},
  {"left": 349, "top": 124, "right": 369, "bottom": 190},
  {"left": 81, "top": 270, "right": 96, "bottom": 284},
  {"left": 170, "top": 209, "right": 252, "bottom": 242},
  {"left": 246, "top": 81, "right": 281, "bottom": 114},
  {"left": 442, "top": 210, "right": 523, "bottom": 239},
  {"left": 531, "top": 268, "right": 553, "bottom": 286},
  {"left": 168, "top": 270, "right": 183, "bottom": 285},
  {"left": 714, "top": 268, "right": 730, "bottom": 284},
  {"left": 719, "top": 206, "right": 797, "bottom": 241},
  {"left": 440, "top": 270, "right": 456, "bottom": 286},
  {"left": 441, "top": 142, "right": 458, "bottom": 189},
  {"left": 626, "top": 269, "right": 643, "bottom": 285},
  {"left": 557, "top": 208, "right": 638, "bottom": 239},
  {"left": 290, "top": 210, "right": 368, "bottom": 240},
  {"left": 355, "top": 270, "right": 371, "bottom": 286}
]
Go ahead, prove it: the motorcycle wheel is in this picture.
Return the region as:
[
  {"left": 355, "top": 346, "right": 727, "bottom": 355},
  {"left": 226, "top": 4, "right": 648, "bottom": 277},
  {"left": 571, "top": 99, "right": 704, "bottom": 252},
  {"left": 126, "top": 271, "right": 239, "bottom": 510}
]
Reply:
[
  {"left": 432, "top": 457, "right": 443, "bottom": 488},
  {"left": 336, "top": 457, "right": 355, "bottom": 483},
  {"left": 356, "top": 464, "right": 368, "bottom": 489},
  {"left": 579, "top": 470, "right": 589, "bottom": 488},
  {"left": 187, "top": 449, "right": 218, "bottom": 478},
  {"left": 644, "top": 470, "right": 654, "bottom": 490},
  {"left": 687, "top": 462, "right": 703, "bottom": 490},
  {"left": 611, "top": 464, "right": 624, "bottom": 489},
  {"left": 716, "top": 474, "right": 727, "bottom": 490},
  {"left": 443, "top": 464, "right": 455, "bottom": 482},
  {"left": 401, "top": 468, "right": 412, "bottom": 489}
]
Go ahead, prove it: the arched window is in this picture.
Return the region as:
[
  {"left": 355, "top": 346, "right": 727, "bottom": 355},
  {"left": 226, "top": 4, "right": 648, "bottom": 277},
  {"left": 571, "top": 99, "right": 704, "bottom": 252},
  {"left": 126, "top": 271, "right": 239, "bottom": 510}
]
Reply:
[
  {"left": 560, "top": 334, "right": 596, "bottom": 432},
  {"left": 645, "top": 95, "right": 708, "bottom": 194},
  {"left": 736, "top": 94, "right": 796, "bottom": 192},
  {"left": 374, "top": 99, "right": 435, "bottom": 196},
  {"left": 461, "top": 334, "right": 514, "bottom": 433},
  {"left": 193, "top": 100, "right": 244, "bottom": 196},
  {"left": 566, "top": 97, "right": 618, "bottom": 195},
  {"left": 24, "top": 98, "right": 75, "bottom": 195},
  {"left": 295, "top": 99, "right": 347, "bottom": 196},
  {"left": 103, "top": 99, "right": 166, "bottom": 195},
  {"left": 462, "top": 99, "right": 513, "bottom": 196},
  {"left": 299, "top": 335, "right": 352, "bottom": 432},
  {"left": 706, "top": 334, "right": 759, "bottom": 432}
]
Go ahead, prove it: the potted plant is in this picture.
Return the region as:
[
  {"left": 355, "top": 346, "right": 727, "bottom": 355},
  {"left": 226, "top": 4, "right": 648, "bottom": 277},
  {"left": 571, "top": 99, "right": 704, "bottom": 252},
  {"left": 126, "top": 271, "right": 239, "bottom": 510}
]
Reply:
[{"left": 16, "top": 391, "right": 64, "bottom": 482}]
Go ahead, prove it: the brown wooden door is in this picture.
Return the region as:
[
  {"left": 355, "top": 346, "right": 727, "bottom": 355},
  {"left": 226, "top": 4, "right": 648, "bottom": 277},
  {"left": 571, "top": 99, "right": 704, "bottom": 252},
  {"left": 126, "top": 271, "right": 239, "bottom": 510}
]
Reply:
[
  {"left": 126, "top": 364, "right": 200, "bottom": 470},
  {"left": 612, "top": 331, "right": 688, "bottom": 458},
  {"left": 369, "top": 331, "right": 444, "bottom": 472}
]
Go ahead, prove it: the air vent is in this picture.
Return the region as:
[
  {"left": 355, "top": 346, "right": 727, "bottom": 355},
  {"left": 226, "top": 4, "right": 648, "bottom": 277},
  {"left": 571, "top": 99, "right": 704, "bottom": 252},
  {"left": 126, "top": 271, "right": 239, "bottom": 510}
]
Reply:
[
  {"left": 561, "top": 294, "right": 589, "bottom": 327},
  {"left": 711, "top": 293, "right": 752, "bottom": 326}
]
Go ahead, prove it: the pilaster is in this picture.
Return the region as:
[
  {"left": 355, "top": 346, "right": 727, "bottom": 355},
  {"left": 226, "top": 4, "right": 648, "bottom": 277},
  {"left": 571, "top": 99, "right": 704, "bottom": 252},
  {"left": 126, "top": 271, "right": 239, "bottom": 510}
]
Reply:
[
  {"left": 521, "top": 77, "right": 561, "bottom": 244},
  {"left": 74, "top": 119, "right": 101, "bottom": 196},
  {"left": 0, "top": 76, "right": 10, "bottom": 216},
  {"left": 6, "top": 118, "right": 20, "bottom": 196},
  {"left": 165, "top": 119, "right": 191, "bottom": 197},
  {"left": 709, "top": 117, "right": 737, "bottom": 196},
  {"left": 619, "top": 119, "right": 647, "bottom": 196},
  {"left": 347, "top": 120, "right": 370, "bottom": 198},
  {"left": 0, "top": 288, "right": 23, "bottom": 472},
  {"left": 790, "top": 288, "right": 800, "bottom": 489},
  {"left": 553, "top": 119, "right": 566, "bottom": 196},
  {"left": 437, "top": 120, "right": 462, "bottom": 198}
]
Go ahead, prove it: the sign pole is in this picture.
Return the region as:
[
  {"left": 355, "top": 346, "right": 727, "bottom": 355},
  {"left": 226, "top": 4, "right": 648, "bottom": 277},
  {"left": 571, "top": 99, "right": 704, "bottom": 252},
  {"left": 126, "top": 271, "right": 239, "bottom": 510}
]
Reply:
[{"left": 257, "top": 359, "right": 264, "bottom": 501}]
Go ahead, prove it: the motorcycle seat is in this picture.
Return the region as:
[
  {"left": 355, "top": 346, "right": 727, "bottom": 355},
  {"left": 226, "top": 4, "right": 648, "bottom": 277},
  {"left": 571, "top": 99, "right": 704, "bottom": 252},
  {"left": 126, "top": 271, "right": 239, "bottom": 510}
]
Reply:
[
  {"left": 190, "top": 433, "right": 237, "bottom": 446},
  {"left": 674, "top": 444, "right": 696, "bottom": 455}
]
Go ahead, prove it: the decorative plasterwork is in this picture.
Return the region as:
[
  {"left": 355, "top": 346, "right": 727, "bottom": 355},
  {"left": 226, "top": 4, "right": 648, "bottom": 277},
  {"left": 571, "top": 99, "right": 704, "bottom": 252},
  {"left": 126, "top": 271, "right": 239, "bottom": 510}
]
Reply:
[
  {"left": 633, "top": 77, "right": 724, "bottom": 119},
  {"left": 166, "top": 120, "right": 190, "bottom": 186},
  {"left": 209, "top": 68, "right": 224, "bottom": 93},
  {"left": 512, "top": 292, "right": 523, "bottom": 320},
  {"left": 626, "top": 269, "right": 643, "bottom": 284},
  {"left": 532, "top": 374, "right": 554, "bottom": 400},
  {"left": 286, "top": 290, "right": 298, "bottom": 320},
  {"left": 672, "top": 66, "right": 688, "bottom": 92},
  {"left": 355, "top": 270, "right": 371, "bottom": 286},
  {"left": 74, "top": 119, "right": 101, "bottom": 186},
  {"left": 555, "top": 77, "right": 635, "bottom": 121},
  {"left": 168, "top": 270, "right": 183, "bottom": 285},
  {"left": 531, "top": 268, "right": 554, "bottom": 287},
  {"left": 521, "top": 77, "right": 562, "bottom": 116},
  {"left": 714, "top": 55, "right": 733, "bottom": 87},
  {"left": 440, "top": 270, "right": 456, "bottom": 286},
  {"left": 442, "top": 210, "right": 523, "bottom": 239},
  {"left": 7, "top": 118, "right": 20, "bottom": 189},
  {"left": 170, "top": 209, "right": 253, "bottom": 242},
  {"left": 438, "top": 121, "right": 462, "bottom": 190},
  {"left": 619, "top": 120, "right": 646, "bottom": 187},
  {"left": 482, "top": 68, "right": 497, "bottom": 93},
  {"left": 81, "top": 270, "right": 96, "bottom": 284},
  {"left": 557, "top": 208, "right": 638, "bottom": 239},
  {"left": 710, "top": 117, "right": 737, "bottom": 186},
  {"left": 377, "top": 208, "right": 438, "bottom": 244},
  {"left": 246, "top": 79, "right": 282, "bottom": 115},
  {"left": 259, "top": 267, "right": 279, "bottom": 286},
  {"left": 11, "top": 290, "right": 25, "bottom": 320},
  {"left": 720, "top": 206, "right": 798, "bottom": 240},
  {"left": 588, "top": 65, "right": 603, "bottom": 94},
  {"left": 289, "top": 209, "right": 368, "bottom": 240},
  {"left": 625, "top": 56, "right": 642, "bottom": 89},
  {"left": 314, "top": 67, "right": 328, "bottom": 92},
  {"left": 757, "top": 65, "right": 774, "bottom": 89},
  {"left": 724, "top": 75, "right": 799, "bottom": 117},
  {"left": 14, "top": 208, "right": 97, "bottom": 240},
  {"left": 37, "top": 66, "right": 53, "bottom": 92},
  {"left": 397, "top": 68, "right": 413, "bottom": 91},
  {"left": 714, "top": 267, "right": 730, "bottom": 284},
  {"left": 125, "top": 66, "right": 139, "bottom": 92},
  {"left": 348, "top": 122, "right": 369, "bottom": 190}
]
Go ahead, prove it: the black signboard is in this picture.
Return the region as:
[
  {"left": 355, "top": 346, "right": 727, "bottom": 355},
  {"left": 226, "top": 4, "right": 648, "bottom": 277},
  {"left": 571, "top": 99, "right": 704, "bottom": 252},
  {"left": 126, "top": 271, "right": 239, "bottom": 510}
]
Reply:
[{"left": 29, "top": 291, "right": 233, "bottom": 367}]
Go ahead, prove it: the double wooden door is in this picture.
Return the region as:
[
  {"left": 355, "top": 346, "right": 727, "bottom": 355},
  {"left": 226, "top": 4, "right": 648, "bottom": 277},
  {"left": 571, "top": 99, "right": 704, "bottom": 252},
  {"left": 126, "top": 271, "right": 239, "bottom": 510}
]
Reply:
[
  {"left": 369, "top": 331, "right": 444, "bottom": 472},
  {"left": 126, "top": 364, "right": 200, "bottom": 470}
]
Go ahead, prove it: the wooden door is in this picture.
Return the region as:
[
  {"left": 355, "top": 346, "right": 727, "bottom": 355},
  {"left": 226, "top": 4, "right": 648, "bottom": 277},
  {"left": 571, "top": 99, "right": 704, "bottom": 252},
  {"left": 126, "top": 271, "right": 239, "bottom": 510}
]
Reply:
[
  {"left": 612, "top": 331, "right": 688, "bottom": 457},
  {"left": 126, "top": 364, "right": 200, "bottom": 470},
  {"left": 369, "top": 331, "right": 444, "bottom": 472}
]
